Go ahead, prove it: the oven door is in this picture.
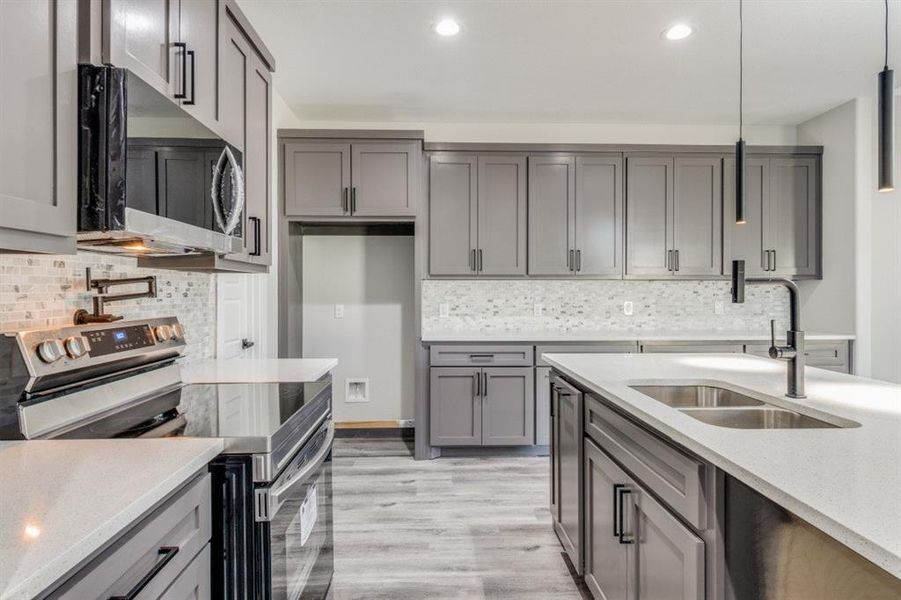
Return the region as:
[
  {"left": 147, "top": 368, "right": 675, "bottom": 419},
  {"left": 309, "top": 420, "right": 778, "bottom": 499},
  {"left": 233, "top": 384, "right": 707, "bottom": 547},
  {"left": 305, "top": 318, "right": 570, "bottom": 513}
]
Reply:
[{"left": 256, "top": 420, "right": 334, "bottom": 600}]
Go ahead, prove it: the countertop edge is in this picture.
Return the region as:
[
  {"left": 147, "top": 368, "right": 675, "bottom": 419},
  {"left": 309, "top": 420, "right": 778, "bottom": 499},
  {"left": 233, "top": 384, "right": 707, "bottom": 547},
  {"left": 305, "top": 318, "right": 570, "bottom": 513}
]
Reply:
[
  {"left": 1, "top": 439, "right": 224, "bottom": 600},
  {"left": 541, "top": 355, "right": 900, "bottom": 580},
  {"left": 180, "top": 358, "right": 338, "bottom": 384},
  {"left": 421, "top": 334, "right": 856, "bottom": 343}
]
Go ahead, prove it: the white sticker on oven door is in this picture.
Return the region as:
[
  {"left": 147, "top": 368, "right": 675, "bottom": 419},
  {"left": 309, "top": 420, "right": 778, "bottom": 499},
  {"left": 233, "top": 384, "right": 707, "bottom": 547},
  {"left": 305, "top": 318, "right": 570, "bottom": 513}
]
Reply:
[{"left": 300, "top": 484, "right": 318, "bottom": 547}]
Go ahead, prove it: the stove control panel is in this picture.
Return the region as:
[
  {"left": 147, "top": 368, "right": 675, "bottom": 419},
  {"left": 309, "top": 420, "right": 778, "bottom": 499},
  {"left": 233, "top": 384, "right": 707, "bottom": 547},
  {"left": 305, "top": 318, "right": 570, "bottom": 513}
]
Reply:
[{"left": 85, "top": 325, "right": 157, "bottom": 357}]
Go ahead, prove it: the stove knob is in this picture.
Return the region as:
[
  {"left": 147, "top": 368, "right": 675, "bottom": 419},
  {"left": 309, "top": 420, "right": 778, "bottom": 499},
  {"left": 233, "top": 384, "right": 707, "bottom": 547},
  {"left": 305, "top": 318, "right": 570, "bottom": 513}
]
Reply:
[
  {"left": 154, "top": 325, "right": 173, "bottom": 342},
  {"left": 171, "top": 323, "right": 185, "bottom": 339},
  {"left": 37, "top": 339, "right": 65, "bottom": 363},
  {"left": 64, "top": 336, "right": 89, "bottom": 359}
]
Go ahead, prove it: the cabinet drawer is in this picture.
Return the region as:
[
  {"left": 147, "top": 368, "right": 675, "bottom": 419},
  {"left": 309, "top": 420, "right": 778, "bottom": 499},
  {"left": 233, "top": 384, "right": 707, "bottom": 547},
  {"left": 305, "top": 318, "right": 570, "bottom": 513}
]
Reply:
[
  {"left": 584, "top": 396, "right": 708, "bottom": 529},
  {"left": 640, "top": 341, "right": 744, "bottom": 353},
  {"left": 50, "top": 472, "right": 212, "bottom": 599},
  {"left": 536, "top": 342, "right": 637, "bottom": 366},
  {"left": 429, "top": 344, "right": 533, "bottom": 366},
  {"left": 158, "top": 543, "right": 211, "bottom": 600}
]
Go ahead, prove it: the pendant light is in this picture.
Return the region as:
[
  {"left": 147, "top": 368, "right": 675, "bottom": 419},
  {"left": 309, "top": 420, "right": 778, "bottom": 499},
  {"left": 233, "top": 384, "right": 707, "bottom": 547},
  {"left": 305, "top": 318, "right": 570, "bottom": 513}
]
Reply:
[
  {"left": 878, "top": 0, "right": 894, "bottom": 192},
  {"left": 735, "top": 0, "right": 747, "bottom": 223}
]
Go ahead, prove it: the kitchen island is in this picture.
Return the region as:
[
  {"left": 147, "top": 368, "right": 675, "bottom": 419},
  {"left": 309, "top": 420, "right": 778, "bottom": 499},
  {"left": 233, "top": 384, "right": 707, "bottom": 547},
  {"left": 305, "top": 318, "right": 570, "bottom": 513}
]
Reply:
[{"left": 543, "top": 352, "right": 900, "bottom": 599}]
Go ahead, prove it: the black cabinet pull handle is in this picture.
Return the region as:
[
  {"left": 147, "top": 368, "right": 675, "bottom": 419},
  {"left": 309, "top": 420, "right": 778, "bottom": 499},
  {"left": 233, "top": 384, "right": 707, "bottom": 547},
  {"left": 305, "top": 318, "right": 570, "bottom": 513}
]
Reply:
[
  {"left": 772, "top": 250, "right": 776, "bottom": 270},
  {"left": 568, "top": 249, "right": 574, "bottom": 271},
  {"left": 674, "top": 249, "right": 680, "bottom": 272},
  {"left": 248, "top": 216, "right": 261, "bottom": 256},
  {"left": 613, "top": 483, "right": 625, "bottom": 537},
  {"left": 483, "top": 372, "right": 488, "bottom": 396},
  {"left": 351, "top": 187, "right": 357, "bottom": 213},
  {"left": 109, "top": 546, "right": 179, "bottom": 600},
  {"left": 173, "top": 42, "right": 187, "bottom": 99},
  {"left": 616, "top": 486, "right": 634, "bottom": 544},
  {"left": 576, "top": 249, "right": 582, "bottom": 272},
  {"left": 473, "top": 372, "right": 480, "bottom": 397},
  {"left": 182, "top": 49, "right": 196, "bottom": 105},
  {"left": 343, "top": 187, "right": 349, "bottom": 213},
  {"left": 666, "top": 249, "right": 672, "bottom": 271},
  {"left": 477, "top": 249, "right": 483, "bottom": 272}
]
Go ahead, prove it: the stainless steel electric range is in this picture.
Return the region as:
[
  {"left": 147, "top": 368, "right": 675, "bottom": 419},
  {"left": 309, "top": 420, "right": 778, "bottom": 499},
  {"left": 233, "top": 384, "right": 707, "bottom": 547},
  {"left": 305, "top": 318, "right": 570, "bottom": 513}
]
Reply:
[{"left": 0, "top": 317, "right": 334, "bottom": 600}]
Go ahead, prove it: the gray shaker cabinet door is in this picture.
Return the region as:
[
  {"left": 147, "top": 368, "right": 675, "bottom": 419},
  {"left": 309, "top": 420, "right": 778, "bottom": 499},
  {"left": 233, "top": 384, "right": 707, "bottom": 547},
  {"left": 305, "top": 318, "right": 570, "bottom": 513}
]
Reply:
[
  {"left": 178, "top": 0, "right": 219, "bottom": 133},
  {"left": 429, "top": 367, "right": 481, "bottom": 446},
  {"left": 576, "top": 154, "right": 623, "bottom": 277},
  {"left": 219, "top": 13, "right": 248, "bottom": 150},
  {"left": 104, "top": 0, "right": 178, "bottom": 98},
  {"left": 0, "top": 0, "right": 77, "bottom": 253},
  {"left": 535, "top": 366, "right": 551, "bottom": 446},
  {"left": 584, "top": 439, "right": 630, "bottom": 600},
  {"left": 769, "top": 156, "right": 819, "bottom": 278},
  {"left": 672, "top": 156, "right": 722, "bottom": 277},
  {"left": 626, "top": 156, "right": 674, "bottom": 277},
  {"left": 429, "top": 154, "right": 478, "bottom": 275},
  {"left": 724, "top": 156, "right": 769, "bottom": 277},
  {"left": 629, "top": 484, "right": 705, "bottom": 600},
  {"left": 477, "top": 155, "right": 527, "bottom": 276},
  {"left": 351, "top": 142, "right": 418, "bottom": 217},
  {"left": 284, "top": 142, "right": 351, "bottom": 217},
  {"left": 555, "top": 380, "right": 583, "bottom": 573},
  {"left": 244, "top": 51, "right": 272, "bottom": 266},
  {"left": 481, "top": 367, "right": 534, "bottom": 446},
  {"left": 528, "top": 155, "right": 575, "bottom": 275}
]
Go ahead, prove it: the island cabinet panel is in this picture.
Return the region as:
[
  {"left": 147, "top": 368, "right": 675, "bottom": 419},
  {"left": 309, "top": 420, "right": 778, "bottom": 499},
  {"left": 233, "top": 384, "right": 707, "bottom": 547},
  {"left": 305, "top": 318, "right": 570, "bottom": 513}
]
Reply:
[
  {"left": 429, "top": 367, "right": 481, "bottom": 446},
  {"left": 672, "top": 156, "right": 723, "bottom": 277},
  {"left": 625, "top": 156, "right": 673, "bottom": 277},
  {"left": 0, "top": 0, "right": 77, "bottom": 253},
  {"left": 528, "top": 155, "right": 575, "bottom": 276},
  {"left": 575, "top": 155, "right": 624, "bottom": 277},
  {"left": 482, "top": 367, "right": 534, "bottom": 445},
  {"left": 584, "top": 438, "right": 631, "bottom": 600},
  {"left": 477, "top": 155, "right": 528, "bottom": 275},
  {"left": 428, "top": 154, "right": 478, "bottom": 275}
]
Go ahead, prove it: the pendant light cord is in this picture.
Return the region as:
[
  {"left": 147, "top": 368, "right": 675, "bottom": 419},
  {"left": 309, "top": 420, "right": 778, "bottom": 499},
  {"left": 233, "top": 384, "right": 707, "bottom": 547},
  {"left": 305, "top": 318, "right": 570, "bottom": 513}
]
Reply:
[
  {"left": 739, "top": 0, "right": 743, "bottom": 138},
  {"left": 885, "top": 0, "right": 890, "bottom": 69}
]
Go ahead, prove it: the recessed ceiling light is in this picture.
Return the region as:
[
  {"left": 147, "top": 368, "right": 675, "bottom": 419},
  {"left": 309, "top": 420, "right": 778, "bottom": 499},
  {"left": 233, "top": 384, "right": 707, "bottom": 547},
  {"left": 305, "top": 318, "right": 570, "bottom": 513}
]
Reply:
[
  {"left": 664, "top": 23, "right": 693, "bottom": 41},
  {"left": 434, "top": 18, "right": 461, "bottom": 37}
]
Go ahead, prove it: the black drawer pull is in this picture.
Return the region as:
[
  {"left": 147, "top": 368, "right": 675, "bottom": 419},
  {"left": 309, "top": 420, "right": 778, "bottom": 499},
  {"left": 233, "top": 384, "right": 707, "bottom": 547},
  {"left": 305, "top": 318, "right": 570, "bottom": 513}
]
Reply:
[
  {"left": 109, "top": 546, "right": 179, "bottom": 600},
  {"left": 469, "top": 354, "right": 494, "bottom": 362},
  {"left": 613, "top": 483, "right": 625, "bottom": 537},
  {"left": 616, "top": 487, "right": 634, "bottom": 544}
]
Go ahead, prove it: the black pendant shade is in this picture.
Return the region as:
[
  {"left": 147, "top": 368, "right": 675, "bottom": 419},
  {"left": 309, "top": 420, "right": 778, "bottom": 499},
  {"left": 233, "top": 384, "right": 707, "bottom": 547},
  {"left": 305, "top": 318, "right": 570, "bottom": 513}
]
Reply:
[
  {"left": 735, "top": 138, "right": 747, "bottom": 223},
  {"left": 878, "top": 67, "right": 895, "bottom": 192}
]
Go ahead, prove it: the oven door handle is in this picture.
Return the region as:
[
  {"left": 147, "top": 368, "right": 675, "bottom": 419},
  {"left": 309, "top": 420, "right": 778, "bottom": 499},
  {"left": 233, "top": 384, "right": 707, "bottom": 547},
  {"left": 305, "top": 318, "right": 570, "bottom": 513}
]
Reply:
[{"left": 256, "top": 422, "right": 334, "bottom": 522}]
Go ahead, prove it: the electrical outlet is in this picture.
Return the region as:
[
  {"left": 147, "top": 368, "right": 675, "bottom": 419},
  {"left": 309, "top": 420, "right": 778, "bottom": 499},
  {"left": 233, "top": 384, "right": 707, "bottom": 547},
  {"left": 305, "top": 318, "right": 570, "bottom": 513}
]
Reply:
[
  {"left": 714, "top": 300, "right": 725, "bottom": 315},
  {"left": 623, "top": 301, "right": 634, "bottom": 316},
  {"left": 534, "top": 303, "right": 543, "bottom": 317},
  {"left": 334, "top": 304, "right": 344, "bottom": 319},
  {"left": 439, "top": 303, "right": 450, "bottom": 318}
]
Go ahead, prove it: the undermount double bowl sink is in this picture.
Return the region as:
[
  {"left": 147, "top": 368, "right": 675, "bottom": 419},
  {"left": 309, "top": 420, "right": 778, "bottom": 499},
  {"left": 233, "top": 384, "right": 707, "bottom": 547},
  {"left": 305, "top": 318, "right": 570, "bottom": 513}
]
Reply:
[{"left": 629, "top": 384, "right": 850, "bottom": 429}]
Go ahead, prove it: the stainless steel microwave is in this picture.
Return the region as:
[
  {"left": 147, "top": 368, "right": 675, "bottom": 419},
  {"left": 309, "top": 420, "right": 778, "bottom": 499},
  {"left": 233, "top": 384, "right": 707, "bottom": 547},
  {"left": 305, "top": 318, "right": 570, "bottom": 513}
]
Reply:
[{"left": 77, "top": 64, "right": 244, "bottom": 257}]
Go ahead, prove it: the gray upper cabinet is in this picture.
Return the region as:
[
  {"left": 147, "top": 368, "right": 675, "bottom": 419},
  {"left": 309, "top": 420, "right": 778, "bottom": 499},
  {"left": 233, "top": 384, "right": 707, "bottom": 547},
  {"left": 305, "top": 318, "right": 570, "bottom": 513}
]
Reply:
[
  {"left": 351, "top": 142, "right": 419, "bottom": 216},
  {"left": 104, "top": 0, "right": 177, "bottom": 98},
  {"left": 429, "top": 153, "right": 526, "bottom": 276},
  {"left": 429, "top": 154, "right": 478, "bottom": 275},
  {"left": 284, "top": 142, "right": 351, "bottom": 217},
  {"left": 477, "top": 155, "right": 528, "bottom": 275},
  {"left": 769, "top": 156, "right": 819, "bottom": 277},
  {"left": 724, "top": 156, "right": 769, "bottom": 277},
  {"left": 575, "top": 155, "right": 623, "bottom": 277},
  {"left": 724, "top": 155, "right": 820, "bottom": 279},
  {"left": 626, "top": 155, "right": 722, "bottom": 278},
  {"left": 219, "top": 12, "right": 249, "bottom": 152},
  {"left": 482, "top": 367, "right": 534, "bottom": 446},
  {"left": 626, "top": 156, "right": 673, "bottom": 277},
  {"left": 0, "top": 0, "right": 78, "bottom": 254},
  {"left": 429, "top": 367, "right": 481, "bottom": 446},
  {"left": 244, "top": 48, "right": 272, "bottom": 266},
  {"left": 177, "top": 0, "right": 220, "bottom": 133},
  {"left": 528, "top": 155, "right": 575, "bottom": 276}
]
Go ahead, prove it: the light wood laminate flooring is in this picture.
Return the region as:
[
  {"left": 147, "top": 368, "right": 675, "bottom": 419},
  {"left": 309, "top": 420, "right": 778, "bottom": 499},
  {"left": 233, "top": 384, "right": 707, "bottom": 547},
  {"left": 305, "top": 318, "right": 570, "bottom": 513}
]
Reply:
[{"left": 331, "top": 440, "right": 587, "bottom": 599}]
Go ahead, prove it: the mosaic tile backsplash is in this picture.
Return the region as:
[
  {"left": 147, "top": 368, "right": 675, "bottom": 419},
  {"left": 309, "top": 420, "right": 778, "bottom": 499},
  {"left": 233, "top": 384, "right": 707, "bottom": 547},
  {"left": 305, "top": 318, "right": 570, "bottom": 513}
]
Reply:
[
  {"left": 422, "top": 279, "right": 790, "bottom": 337},
  {"left": 0, "top": 252, "right": 215, "bottom": 363}
]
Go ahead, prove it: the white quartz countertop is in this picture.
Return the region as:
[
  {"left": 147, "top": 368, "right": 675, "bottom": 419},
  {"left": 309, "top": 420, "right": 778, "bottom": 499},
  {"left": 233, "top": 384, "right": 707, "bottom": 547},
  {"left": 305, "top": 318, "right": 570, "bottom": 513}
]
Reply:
[
  {"left": 0, "top": 438, "right": 224, "bottom": 600},
  {"left": 180, "top": 358, "right": 338, "bottom": 384},
  {"left": 422, "top": 331, "right": 855, "bottom": 343},
  {"left": 541, "top": 352, "right": 900, "bottom": 578}
]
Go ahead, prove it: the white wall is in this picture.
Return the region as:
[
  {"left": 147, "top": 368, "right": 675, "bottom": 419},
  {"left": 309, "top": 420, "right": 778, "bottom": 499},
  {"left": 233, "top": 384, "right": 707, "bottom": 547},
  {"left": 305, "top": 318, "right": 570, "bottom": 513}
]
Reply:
[
  {"left": 282, "top": 120, "right": 797, "bottom": 146},
  {"left": 302, "top": 235, "right": 415, "bottom": 422}
]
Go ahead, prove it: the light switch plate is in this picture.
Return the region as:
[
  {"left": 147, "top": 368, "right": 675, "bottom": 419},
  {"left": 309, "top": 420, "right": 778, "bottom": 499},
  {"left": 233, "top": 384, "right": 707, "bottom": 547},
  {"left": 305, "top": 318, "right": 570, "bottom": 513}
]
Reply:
[
  {"left": 623, "top": 301, "right": 634, "bottom": 316},
  {"left": 439, "top": 303, "right": 450, "bottom": 318},
  {"left": 334, "top": 304, "right": 344, "bottom": 319}
]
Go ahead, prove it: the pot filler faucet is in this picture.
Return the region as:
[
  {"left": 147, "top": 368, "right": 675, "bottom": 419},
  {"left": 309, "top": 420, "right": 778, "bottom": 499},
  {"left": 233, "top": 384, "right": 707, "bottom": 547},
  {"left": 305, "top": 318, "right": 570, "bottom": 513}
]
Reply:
[{"left": 731, "top": 259, "right": 806, "bottom": 398}]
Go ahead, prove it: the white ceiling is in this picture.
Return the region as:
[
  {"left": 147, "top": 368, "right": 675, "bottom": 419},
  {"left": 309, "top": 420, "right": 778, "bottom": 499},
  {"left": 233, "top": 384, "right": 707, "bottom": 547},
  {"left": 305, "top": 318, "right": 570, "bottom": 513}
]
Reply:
[{"left": 238, "top": 0, "right": 899, "bottom": 126}]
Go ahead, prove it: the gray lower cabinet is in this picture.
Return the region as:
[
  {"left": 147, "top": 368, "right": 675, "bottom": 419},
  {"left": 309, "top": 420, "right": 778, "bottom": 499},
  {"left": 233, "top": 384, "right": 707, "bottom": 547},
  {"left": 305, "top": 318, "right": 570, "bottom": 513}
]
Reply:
[
  {"left": 430, "top": 366, "right": 534, "bottom": 446},
  {"left": 429, "top": 153, "right": 526, "bottom": 276},
  {"left": 528, "top": 154, "right": 623, "bottom": 277},
  {"left": 625, "top": 154, "right": 722, "bottom": 278},
  {"left": 0, "top": 0, "right": 77, "bottom": 254},
  {"left": 48, "top": 472, "right": 211, "bottom": 599},
  {"left": 284, "top": 140, "right": 419, "bottom": 218},
  {"left": 550, "top": 375, "right": 584, "bottom": 574},
  {"left": 724, "top": 155, "right": 821, "bottom": 279}
]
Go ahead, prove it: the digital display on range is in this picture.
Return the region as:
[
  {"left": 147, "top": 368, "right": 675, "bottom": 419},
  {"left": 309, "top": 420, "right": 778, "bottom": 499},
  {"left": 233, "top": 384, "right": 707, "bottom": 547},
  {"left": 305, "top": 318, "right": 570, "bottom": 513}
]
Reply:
[{"left": 86, "top": 325, "right": 155, "bottom": 356}]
